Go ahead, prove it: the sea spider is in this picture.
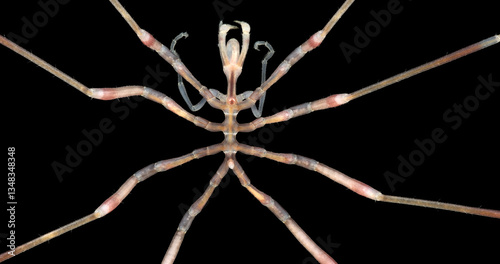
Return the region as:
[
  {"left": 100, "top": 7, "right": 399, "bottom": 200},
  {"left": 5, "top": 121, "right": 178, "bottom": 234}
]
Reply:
[{"left": 1, "top": 0, "right": 499, "bottom": 263}]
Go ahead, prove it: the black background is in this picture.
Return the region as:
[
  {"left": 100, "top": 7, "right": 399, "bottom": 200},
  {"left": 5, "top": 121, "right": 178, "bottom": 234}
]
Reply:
[{"left": 1, "top": 1, "right": 499, "bottom": 264}]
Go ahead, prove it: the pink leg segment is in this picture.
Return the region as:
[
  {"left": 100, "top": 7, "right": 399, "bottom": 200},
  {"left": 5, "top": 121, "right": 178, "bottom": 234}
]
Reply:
[
  {"left": 231, "top": 158, "right": 338, "bottom": 264},
  {"left": 238, "top": 144, "right": 500, "bottom": 218}
]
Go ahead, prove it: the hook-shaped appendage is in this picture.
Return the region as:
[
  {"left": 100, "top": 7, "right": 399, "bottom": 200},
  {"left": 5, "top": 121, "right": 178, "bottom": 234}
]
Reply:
[{"left": 249, "top": 41, "right": 274, "bottom": 117}]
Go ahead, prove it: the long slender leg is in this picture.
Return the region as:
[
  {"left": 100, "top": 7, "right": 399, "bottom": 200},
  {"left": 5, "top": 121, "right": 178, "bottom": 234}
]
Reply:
[
  {"left": 238, "top": 0, "right": 355, "bottom": 110},
  {"left": 0, "top": 35, "right": 223, "bottom": 132},
  {"left": 0, "top": 145, "right": 223, "bottom": 261},
  {"left": 237, "top": 144, "right": 500, "bottom": 219},
  {"left": 0, "top": 174, "right": 139, "bottom": 262},
  {"left": 238, "top": 93, "right": 348, "bottom": 132},
  {"left": 107, "top": 0, "right": 221, "bottom": 109},
  {"left": 0, "top": 4, "right": 220, "bottom": 110},
  {"left": 230, "top": 159, "right": 337, "bottom": 264},
  {"left": 238, "top": 35, "right": 500, "bottom": 132},
  {"left": 345, "top": 34, "right": 500, "bottom": 101},
  {"left": 161, "top": 160, "right": 229, "bottom": 264},
  {"left": 0, "top": 35, "right": 91, "bottom": 97},
  {"left": 95, "top": 86, "right": 224, "bottom": 131}
]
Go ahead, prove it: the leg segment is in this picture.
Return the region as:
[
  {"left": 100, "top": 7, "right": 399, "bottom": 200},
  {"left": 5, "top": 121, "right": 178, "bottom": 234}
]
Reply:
[
  {"left": 346, "top": 35, "right": 500, "bottom": 101},
  {"left": 107, "top": 0, "right": 222, "bottom": 109},
  {"left": 231, "top": 158, "right": 337, "bottom": 264},
  {"left": 0, "top": 35, "right": 91, "bottom": 97},
  {"left": 0, "top": 35, "right": 223, "bottom": 132},
  {"left": 0, "top": 174, "right": 138, "bottom": 261},
  {"left": 238, "top": 93, "right": 349, "bottom": 132},
  {"left": 0, "top": 213, "right": 98, "bottom": 261},
  {"left": 237, "top": 144, "right": 500, "bottom": 219},
  {"left": 238, "top": 0, "right": 355, "bottom": 111},
  {"left": 0, "top": 145, "right": 223, "bottom": 261},
  {"left": 238, "top": 35, "right": 500, "bottom": 132},
  {"left": 161, "top": 160, "right": 229, "bottom": 264},
  {"left": 95, "top": 87, "right": 224, "bottom": 132}
]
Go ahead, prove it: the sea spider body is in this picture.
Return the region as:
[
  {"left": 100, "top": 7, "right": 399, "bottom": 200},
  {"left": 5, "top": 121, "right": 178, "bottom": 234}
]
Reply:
[{"left": 1, "top": 1, "right": 499, "bottom": 263}]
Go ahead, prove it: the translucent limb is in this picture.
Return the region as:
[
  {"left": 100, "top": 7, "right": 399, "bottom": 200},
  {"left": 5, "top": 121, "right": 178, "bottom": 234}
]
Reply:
[
  {"left": 170, "top": 32, "right": 208, "bottom": 112},
  {"left": 209, "top": 88, "right": 227, "bottom": 102},
  {"left": 249, "top": 41, "right": 275, "bottom": 118},
  {"left": 236, "top": 90, "right": 253, "bottom": 103},
  {"left": 236, "top": 40, "right": 275, "bottom": 117},
  {"left": 108, "top": 0, "right": 222, "bottom": 109}
]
